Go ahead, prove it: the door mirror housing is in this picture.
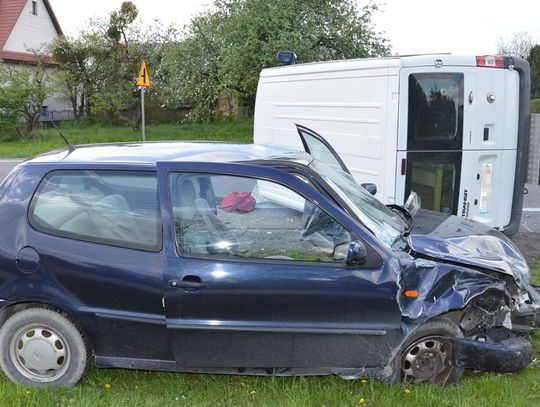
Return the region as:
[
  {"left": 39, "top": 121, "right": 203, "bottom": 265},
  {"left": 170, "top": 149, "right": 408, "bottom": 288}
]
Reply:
[
  {"left": 361, "top": 183, "right": 377, "bottom": 195},
  {"left": 276, "top": 51, "right": 297, "bottom": 65},
  {"left": 333, "top": 240, "right": 368, "bottom": 266}
]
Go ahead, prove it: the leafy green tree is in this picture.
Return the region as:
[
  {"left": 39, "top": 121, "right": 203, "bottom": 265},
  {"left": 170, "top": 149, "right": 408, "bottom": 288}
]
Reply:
[
  {"left": 0, "top": 62, "right": 52, "bottom": 140},
  {"left": 50, "top": 33, "right": 109, "bottom": 120},
  {"left": 162, "top": 0, "right": 390, "bottom": 121},
  {"left": 161, "top": 12, "right": 226, "bottom": 122},
  {"left": 50, "top": 2, "right": 177, "bottom": 126},
  {"left": 528, "top": 44, "right": 540, "bottom": 100}
]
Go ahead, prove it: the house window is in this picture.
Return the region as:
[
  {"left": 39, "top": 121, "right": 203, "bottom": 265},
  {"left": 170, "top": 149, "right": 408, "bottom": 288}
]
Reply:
[{"left": 31, "top": 1, "right": 38, "bottom": 16}]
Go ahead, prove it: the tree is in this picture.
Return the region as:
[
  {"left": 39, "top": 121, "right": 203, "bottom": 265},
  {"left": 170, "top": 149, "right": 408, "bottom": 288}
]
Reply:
[
  {"left": 50, "top": 2, "right": 178, "bottom": 125},
  {"left": 528, "top": 44, "right": 540, "bottom": 100},
  {"left": 49, "top": 33, "right": 108, "bottom": 120},
  {"left": 496, "top": 31, "right": 532, "bottom": 58},
  {"left": 162, "top": 0, "right": 390, "bottom": 120},
  {"left": 0, "top": 61, "right": 52, "bottom": 140}
]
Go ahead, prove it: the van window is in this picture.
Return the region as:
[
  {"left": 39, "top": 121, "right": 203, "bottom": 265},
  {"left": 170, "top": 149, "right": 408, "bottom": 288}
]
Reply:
[
  {"left": 29, "top": 171, "right": 162, "bottom": 251},
  {"left": 408, "top": 73, "right": 464, "bottom": 150}
]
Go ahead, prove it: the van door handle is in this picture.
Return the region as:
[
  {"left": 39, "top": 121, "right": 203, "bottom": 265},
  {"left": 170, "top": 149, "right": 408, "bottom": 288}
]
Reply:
[{"left": 169, "top": 277, "right": 208, "bottom": 290}]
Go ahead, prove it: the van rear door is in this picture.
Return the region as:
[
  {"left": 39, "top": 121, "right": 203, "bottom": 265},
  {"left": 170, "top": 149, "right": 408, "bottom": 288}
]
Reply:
[
  {"left": 459, "top": 67, "right": 520, "bottom": 227},
  {"left": 396, "top": 60, "right": 522, "bottom": 230},
  {"left": 396, "top": 67, "right": 472, "bottom": 216}
]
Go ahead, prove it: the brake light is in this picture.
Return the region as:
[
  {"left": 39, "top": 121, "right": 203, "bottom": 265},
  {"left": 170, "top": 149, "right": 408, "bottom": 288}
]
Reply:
[{"left": 476, "top": 55, "right": 505, "bottom": 68}]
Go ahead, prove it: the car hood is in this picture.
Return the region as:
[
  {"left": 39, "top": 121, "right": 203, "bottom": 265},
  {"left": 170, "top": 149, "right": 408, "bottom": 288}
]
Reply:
[{"left": 406, "top": 209, "right": 530, "bottom": 288}]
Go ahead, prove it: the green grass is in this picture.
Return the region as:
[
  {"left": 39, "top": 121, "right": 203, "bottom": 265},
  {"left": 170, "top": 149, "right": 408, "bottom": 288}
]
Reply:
[
  {"left": 531, "top": 261, "right": 540, "bottom": 286},
  {"left": 0, "top": 347, "right": 538, "bottom": 407},
  {"left": 0, "top": 119, "right": 254, "bottom": 158}
]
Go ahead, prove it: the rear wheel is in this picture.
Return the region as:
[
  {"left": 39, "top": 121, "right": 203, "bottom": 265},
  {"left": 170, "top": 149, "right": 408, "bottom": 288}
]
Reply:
[
  {"left": 398, "top": 319, "right": 464, "bottom": 385},
  {"left": 0, "top": 308, "right": 89, "bottom": 387}
]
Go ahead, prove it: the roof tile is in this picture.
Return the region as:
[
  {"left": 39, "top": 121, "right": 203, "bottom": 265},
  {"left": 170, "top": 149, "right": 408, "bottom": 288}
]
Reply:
[
  {"left": 0, "top": 0, "right": 28, "bottom": 50},
  {"left": 0, "top": 0, "right": 62, "bottom": 63}
]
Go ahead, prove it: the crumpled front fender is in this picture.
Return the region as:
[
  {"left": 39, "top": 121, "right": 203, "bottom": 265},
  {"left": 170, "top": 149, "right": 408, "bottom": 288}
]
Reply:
[{"left": 395, "top": 254, "right": 508, "bottom": 322}]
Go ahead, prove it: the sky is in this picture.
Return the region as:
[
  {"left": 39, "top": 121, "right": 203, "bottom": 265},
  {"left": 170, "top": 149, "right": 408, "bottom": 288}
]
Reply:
[{"left": 48, "top": 0, "right": 540, "bottom": 55}]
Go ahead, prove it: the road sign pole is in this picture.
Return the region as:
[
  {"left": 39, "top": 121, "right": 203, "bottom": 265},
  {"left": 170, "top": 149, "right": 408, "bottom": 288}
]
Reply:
[
  {"left": 141, "top": 87, "right": 146, "bottom": 142},
  {"left": 136, "top": 61, "right": 151, "bottom": 142}
]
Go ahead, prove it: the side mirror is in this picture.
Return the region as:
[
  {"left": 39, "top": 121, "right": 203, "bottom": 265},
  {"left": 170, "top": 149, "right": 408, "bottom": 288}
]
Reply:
[
  {"left": 361, "top": 183, "right": 377, "bottom": 195},
  {"left": 276, "top": 51, "right": 297, "bottom": 65},
  {"left": 333, "top": 240, "right": 367, "bottom": 266}
]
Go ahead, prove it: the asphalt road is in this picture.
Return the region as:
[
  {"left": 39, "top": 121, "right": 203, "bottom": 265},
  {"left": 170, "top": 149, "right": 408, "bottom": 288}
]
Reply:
[
  {"left": 0, "top": 159, "right": 22, "bottom": 181},
  {"left": 1, "top": 158, "right": 539, "bottom": 263}
]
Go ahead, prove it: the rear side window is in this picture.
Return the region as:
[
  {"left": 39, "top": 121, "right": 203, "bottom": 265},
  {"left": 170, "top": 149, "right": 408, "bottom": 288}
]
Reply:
[
  {"left": 408, "top": 72, "right": 464, "bottom": 150},
  {"left": 29, "top": 170, "right": 162, "bottom": 252}
]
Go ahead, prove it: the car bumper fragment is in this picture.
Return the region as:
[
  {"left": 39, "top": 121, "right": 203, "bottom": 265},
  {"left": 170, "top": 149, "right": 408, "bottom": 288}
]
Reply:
[{"left": 453, "top": 335, "right": 532, "bottom": 373}]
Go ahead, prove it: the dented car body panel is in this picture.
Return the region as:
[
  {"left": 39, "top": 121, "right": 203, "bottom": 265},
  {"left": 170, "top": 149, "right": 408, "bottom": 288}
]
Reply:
[{"left": 0, "top": 140, "right": 538, "bottom": 385}]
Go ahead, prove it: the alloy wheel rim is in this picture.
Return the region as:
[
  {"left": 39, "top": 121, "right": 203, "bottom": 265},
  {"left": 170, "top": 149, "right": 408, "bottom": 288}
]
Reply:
[{"left": 9, "top": 324, "right": 70, "bottom": 383}]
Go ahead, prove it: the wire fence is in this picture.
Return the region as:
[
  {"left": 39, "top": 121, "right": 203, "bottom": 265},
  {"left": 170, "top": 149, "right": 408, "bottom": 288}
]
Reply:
[{"left": 39, "top": 110, "right": 74, "bottom": 123}]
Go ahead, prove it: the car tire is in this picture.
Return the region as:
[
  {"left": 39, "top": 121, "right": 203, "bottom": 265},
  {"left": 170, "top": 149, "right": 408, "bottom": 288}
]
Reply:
[
  {"left": 392, "top": 318, "right": 465, "bottom": 386},
  {"left": 0, "top": 308, "right": 89, "bottom": 387}
]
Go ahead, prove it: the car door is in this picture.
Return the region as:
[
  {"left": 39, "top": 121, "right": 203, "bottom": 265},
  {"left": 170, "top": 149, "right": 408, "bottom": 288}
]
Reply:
[
  {"left": 296, "top": 124, "right": 351, "bottom": 174},
  {"left": 157, "top": 161, "right": 403, "bottom": 371},
  {"left": 24, "top": 168, "right": 169, "bottom": 362}
]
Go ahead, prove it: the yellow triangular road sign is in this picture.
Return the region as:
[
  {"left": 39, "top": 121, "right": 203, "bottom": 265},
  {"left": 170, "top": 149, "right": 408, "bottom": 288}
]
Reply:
[{"left": 137, "top": 61, "right": 151, "bottom": 88}]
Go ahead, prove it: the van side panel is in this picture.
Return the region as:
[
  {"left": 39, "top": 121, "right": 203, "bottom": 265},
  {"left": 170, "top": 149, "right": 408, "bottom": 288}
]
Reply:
[{"left": 254, "top": 60, "right": 402, "bottom": 204}]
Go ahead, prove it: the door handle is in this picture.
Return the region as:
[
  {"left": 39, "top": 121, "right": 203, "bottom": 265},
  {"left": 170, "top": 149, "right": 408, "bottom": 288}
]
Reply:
[{"left": 169, "top": 278, "right": 208, "bottom": 290}]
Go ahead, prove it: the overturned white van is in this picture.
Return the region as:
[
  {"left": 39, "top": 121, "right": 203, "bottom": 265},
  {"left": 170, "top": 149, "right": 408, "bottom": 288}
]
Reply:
[{"left": 254, "top": 54, "right": 531, "bottom": 235}]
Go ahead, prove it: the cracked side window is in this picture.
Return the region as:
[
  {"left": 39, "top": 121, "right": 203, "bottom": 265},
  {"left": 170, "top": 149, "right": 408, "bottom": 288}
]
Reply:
[{"left": 169, "top": 172, "right": 353, "bottom": 263}]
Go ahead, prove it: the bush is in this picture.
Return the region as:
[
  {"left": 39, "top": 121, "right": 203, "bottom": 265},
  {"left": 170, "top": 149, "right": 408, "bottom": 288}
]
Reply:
[{"left": 532, "top": 99, "right": 540, "bottom": 113}]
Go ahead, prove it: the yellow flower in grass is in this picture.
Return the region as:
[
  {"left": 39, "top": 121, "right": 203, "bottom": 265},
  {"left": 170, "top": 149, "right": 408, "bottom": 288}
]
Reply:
[
  {"left": 361, "top": 379, "right": 368, "bottom": 385},
  {"left": 104, "top": 383, "right": 112, "bottom": 390},
  {"left": 358, "top": 397, "right": 366, "bottom": 405},
  {"left": 404, "top": 388, "right": 411, "bottom": 395}
]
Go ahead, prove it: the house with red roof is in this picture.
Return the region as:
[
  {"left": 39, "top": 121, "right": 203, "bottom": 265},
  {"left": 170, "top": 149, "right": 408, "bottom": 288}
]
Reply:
[{"left": 1, "top": 0, "right": 71, "bottom": 120}]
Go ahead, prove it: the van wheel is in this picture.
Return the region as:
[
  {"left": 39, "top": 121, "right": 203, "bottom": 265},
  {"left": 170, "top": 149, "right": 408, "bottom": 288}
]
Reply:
[
  {"left": 0, "top": 308, "right": 89, "bottom": 387},
  {"left": 399, "top": 319, "right": 464, "bottom": 386}
]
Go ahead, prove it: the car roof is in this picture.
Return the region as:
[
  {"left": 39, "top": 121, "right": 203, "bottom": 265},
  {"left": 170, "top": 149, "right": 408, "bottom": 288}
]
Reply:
[{"left": 25, "top": 141, "right": 312, "bottom": 166}]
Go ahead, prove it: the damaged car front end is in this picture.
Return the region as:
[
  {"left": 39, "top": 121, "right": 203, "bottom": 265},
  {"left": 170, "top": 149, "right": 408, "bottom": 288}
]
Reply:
[
  {"left": 388, "top": 209, "right": 540, "bottom": 383},
  {"left": 310, "top": 156, "right": 539, "bottom": 385}
]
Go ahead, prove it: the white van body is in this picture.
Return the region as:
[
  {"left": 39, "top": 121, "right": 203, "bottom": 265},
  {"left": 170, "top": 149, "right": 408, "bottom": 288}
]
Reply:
[{"left": 254, "top": 54, "right": 531, "bottom": 235}]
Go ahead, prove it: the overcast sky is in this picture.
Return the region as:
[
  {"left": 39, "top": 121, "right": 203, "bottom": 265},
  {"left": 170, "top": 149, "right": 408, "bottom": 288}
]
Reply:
[{"left": 48, "top": 0, "right": 540, "bottom": 55}]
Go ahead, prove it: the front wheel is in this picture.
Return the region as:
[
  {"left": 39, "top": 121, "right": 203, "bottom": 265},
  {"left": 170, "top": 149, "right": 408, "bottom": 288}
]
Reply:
[
  {"left": 0, "top": 308, "right": 89, "bottom": 387},
  {"left": 397, "top": 319, "right": 464, "bottom": 385}
]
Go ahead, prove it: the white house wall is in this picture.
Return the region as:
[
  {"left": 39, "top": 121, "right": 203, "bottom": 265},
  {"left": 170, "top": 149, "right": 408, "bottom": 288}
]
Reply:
[{"left": 3, "top": 0, "right": 58, "bottom": 54}]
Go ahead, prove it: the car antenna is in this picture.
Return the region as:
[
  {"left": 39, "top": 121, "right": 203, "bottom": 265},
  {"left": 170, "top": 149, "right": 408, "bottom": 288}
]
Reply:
[{"left": 49, "top": 119, "right": 75, "bottom": 152}]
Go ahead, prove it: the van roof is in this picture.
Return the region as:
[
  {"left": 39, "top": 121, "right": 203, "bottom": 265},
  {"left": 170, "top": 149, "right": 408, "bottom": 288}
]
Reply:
[{"left": 260, "top": 54, "right": 482, "bottom": 77}]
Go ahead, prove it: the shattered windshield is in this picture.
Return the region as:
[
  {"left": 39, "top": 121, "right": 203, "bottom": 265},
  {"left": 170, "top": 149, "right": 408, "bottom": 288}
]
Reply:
[{"left": 310, "top": 160, "right": 406, "bottom": 247}]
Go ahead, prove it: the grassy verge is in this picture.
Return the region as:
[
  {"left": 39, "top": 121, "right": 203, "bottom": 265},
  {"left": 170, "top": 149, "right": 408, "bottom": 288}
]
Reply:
[
  {"left": 531, "top": 261, "right": 540, "bottom": 286},
  {"left": 0, "top": 119, "right": 254, "bottom": 158},
  {"left": 0, "top": 348, "right": 538, "bottom": 407}
]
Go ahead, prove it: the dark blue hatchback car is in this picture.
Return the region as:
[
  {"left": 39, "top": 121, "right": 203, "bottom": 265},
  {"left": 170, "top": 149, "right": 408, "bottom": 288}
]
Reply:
[{"left": 0, "top": 127, "right": 538, "bottom": 387}]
